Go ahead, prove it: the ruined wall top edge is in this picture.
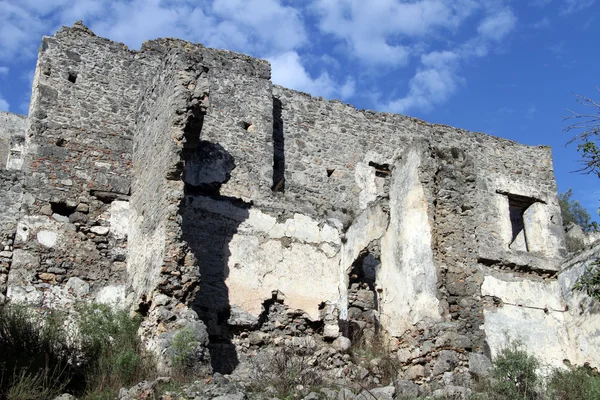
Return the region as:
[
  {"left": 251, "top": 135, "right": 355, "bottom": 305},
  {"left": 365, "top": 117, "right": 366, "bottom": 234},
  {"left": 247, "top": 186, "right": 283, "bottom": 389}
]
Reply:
[
  {"left": 47, "top": 21, "right": 549, "bottom": 156},
  {"left": 0, "top": 111, "right": 27, "bottom": 121},
  {"left": 51, "top": 21, "right": 270, "bottom": 80},
  {"left": 272, "top": 84, "right": 552, "bottom": 154}
]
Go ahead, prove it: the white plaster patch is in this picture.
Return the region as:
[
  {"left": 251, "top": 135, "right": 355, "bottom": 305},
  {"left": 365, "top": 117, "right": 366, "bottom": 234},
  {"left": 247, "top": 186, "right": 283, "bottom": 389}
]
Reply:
[
  {"left": 379, "top": 149, "right": 440, "bottom": 337},
  {"left": 558, "top": 249, "right": 600, "bottom": 367},
  {"left": 37, "top": 230, "right": 58, "bottom": 248},
  {"left": 127, "top": 210, "right": 166, "bottom": 301},
  {"left": 481, "top": 275, "right": 563, "bottom": 310},
  {"left": 226, "top": 235, "right": 340, "bottom": 321},
  {"left": 284, "top": 213, "right": 320, "bottom": 243},
  {"left": 242, "top": 208, "right": 341, "bottom": 245},
  {"left": 7, "top": 284, "right": 42, "bottom": 305},
  {"left": 6, "top": 266, "right": 42, "bottom": 305},
  {"left": 484, "top": 306, "right": 570, "bottom": 371},
  {"left": 66, "top": 277, "right": 90, "bottom": 297},
  {"left": 109, "top": 200, "right": 130, "bottom": 239},
  {"left": 355, "top": 161, "right": 378, "bottom": 209},
  {"left": 96, "top": 285, "right": 126, "bottom": 309},
  {"left": 246, "top": 208, "right": 277, "bottom": 233},
  {"left": 15, "top": 222, "right": 30, "bottom": 243}
]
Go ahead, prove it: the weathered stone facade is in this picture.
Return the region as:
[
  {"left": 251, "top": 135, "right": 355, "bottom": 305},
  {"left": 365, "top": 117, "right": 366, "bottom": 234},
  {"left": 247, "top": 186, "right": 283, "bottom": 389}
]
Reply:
[{"left": 1, "top": 21, "right": 598, "bottom": 394}]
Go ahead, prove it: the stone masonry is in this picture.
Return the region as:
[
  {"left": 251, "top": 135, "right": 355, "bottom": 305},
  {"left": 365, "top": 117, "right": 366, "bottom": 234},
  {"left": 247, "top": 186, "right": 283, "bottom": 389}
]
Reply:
[{"left": 1, "top": 22, "right": 599, "bottom": 393}]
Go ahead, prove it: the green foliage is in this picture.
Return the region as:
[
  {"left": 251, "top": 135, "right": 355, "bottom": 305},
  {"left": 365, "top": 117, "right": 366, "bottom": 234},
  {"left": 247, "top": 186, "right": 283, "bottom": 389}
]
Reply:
[
  {"left": 170, "top": 328, "right": 199, "bottom": 372},
  {"left": 248, "top": 341, "right": 322, "bottom": 399},
  {"left": 547, "top": 365, "right": 600, "bottom": 400},
  {"left": 559, "top": 189, "right": 596, "bottom": 232},
  {"left": 349, "top": 327, "right": 400, "bottom": 387},
  {"left": 573, "top": 259, "right": 600, "bottom": 300},
  {"left": 0, "top": 305, "right": 77, "bottom": 398},
  {"left": 5, "top": 367, "right": 68, "bottom": 400},
  {"left": 76, "top": 303, "right": 155, "bottom": 398},
  {"left": 473, "top": 342, "right": 600, "bottom": 399},
  {"left": 0, "top": 303, "right": 155, "bottom": 400},
  {"left": 490, "top": 339, "right": 540, "bottom": 400}
]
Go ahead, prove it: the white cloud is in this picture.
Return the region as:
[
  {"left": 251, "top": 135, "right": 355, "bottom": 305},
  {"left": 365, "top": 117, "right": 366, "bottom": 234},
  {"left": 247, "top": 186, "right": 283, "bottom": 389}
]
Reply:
[
  {"left": 381, "top": 5, "right": 517, "bottom": 114},
  {"left": 313, "top": 0, "right": 481, "bottom": 65},
  {"left": 0, "top": 2, "right": 47, "bottom": 59},
  {"left": 0, "top": 0, "right": 520, "bottom": 117},
  {"left": 582, "top": 16, "right": 595, "bottom": 29},
  {"left": 340, "top": 78, "right": 356, "bottom": 99},
  {"left": 561, "top": 0, "right": 596, "bottom": 15},
  {"left": 477, "top": 9, "right": 517, "bottom": 41},
  {"left": 0, "top": 93, "right": 9, "bottom": 112},
  {"left": 383, "top": 51, "right": 462, "bottom": 113},
  {"left": 212, "top": 0, "right": 307, "bottom": 53},
  {"left": 0, "top": 0, "right": 307, "bottom": 60},
  {"left": 268, "top": 51, "right": 355, "bottom": 100},
  {"left": 0, "top": 66, "right": 8, "bottom": 75},
  {"left": 269, "top": 51, "right": 337, "bottom": 97},
  {"left": 531, "top": 17, "right": 551, "bottom": 29}
]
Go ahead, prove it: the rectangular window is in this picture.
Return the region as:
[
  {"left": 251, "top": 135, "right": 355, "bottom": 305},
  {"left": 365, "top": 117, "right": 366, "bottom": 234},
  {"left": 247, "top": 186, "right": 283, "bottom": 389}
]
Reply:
[
  {"left": 508, "top": 196, "right": 532, "bottom": 251},
  {"left": 497, "top": 191, "right": 545, "bottom": 253}
]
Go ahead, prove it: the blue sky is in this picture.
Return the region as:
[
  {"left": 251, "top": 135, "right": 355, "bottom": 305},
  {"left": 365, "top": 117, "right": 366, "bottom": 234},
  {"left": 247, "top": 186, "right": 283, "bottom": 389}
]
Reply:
[{"left": 1, "top": 0, "right": 599, "bottom": 219}]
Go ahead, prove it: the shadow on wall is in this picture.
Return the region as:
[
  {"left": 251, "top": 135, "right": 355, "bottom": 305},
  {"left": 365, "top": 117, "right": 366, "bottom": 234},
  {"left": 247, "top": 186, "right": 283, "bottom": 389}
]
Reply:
[
  {"left": 179, "top": 94, "right": 286, "bottom": 373},
  {"left": 180, "top": 140, "right": 249, "bottom": 374}
]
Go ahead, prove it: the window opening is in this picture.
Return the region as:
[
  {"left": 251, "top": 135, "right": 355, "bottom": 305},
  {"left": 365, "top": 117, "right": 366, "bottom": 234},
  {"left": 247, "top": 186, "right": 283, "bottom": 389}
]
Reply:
[{"left": 67, "top": 72, "right": 77, "bottom": 83}]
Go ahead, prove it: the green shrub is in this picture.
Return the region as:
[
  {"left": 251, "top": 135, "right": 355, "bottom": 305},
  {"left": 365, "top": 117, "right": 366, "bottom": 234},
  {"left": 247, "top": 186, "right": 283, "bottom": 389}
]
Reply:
[
  {"left": 490, "top": 340, "right": 540, "bottom": 400},
  {"left": 248, "top": 341, "right": 322, "bottom": 399},
  {"left": 349, "top": 326, "right": 400, "bottom": 387},
  {"left": 573, "top": 260, "right": 600, "bottom": 300},
  {"left": 547, "top": 366, "right": 600, "bottom": 400},
  {"left": 170, "top": 328, "right": 199, "bottom": 372},
  {"left": 5, "top": 366, "right": 69, "bottom": 400},
  {"left": 76, "top": 304, "right": 155, "bottom": 398},
  {"left": 0, "top": 303, "right": 156, "bottom": 399},
  {"left": 0, "top": 305, "right": 78, "bottom": 398}
]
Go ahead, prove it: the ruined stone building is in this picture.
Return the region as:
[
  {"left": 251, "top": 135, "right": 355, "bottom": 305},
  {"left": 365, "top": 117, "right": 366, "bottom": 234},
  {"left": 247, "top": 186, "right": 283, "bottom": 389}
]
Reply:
[{"left": 1, "top": 22, "right": 599, "bottom": 384}]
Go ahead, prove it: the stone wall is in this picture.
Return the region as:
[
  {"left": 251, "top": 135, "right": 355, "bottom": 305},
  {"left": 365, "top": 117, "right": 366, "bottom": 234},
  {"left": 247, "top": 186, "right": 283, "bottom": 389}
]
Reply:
[
  {"left": 4, "top": 21, "right": 598, "bottom": 390},
  {"left": 0, "top": 170, "right": 23, "bottom": 297},
  {"left": 7, "top": 22, "right": 160, "bottom": 307},
  {"left": 0, "top": 111, "right": 27, "bottom": 170},
  {"left": 481, "top": 242, "right": 600, "bottom": 371},
  {"left": 559, "top": 243, "right": 600, "bottom": 367}
]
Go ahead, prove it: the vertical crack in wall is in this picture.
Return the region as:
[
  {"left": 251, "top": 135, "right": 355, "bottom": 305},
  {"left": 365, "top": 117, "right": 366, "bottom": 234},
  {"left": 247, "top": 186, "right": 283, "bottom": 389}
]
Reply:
[{"left": 272, "top": 97, "right": 285, "bottom": 192}]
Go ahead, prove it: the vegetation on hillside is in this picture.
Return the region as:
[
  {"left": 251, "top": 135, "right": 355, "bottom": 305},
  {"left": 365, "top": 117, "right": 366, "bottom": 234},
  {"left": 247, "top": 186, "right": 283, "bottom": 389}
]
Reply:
[
  {"left": 0, "top": 303, "right": 155, "bottom": 400},
  {"left": 471, "top": 339, "right": 600, "bottom": 400},
  {"left": 559, "top": 189, "right": 597, "bottom": 232}
]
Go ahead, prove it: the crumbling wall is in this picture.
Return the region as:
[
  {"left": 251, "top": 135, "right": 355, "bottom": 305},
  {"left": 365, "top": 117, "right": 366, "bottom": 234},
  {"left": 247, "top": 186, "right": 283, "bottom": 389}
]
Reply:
[
  {"left": 268, "top": 85, "right": 569, "bottom": 381},
  {"left": 0, "top": 111, "right": 27, "bottom": 170},
  {"left": 7, "top": 22, "right": 160, "bottom": 307},
  {"left": 559, "top": 243, "right": 600, "bottom": 367},
  {"left": 127, "top": 46, "right": 213, "bottom": 372},
  {"left": 378, "top": 148, "right": 440, "bottom": 337},
  {"left": 480, "top": 242, "right": 600, "bottom": 371},
  {"left": 0, "top": 170, "right": 23, "bottom": 298},
  {"left": 8, "top": 22, "right": 595, "bottom": 391},
  {"left": 127, "top": 47, "right": 200, "bottom": 305}
]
